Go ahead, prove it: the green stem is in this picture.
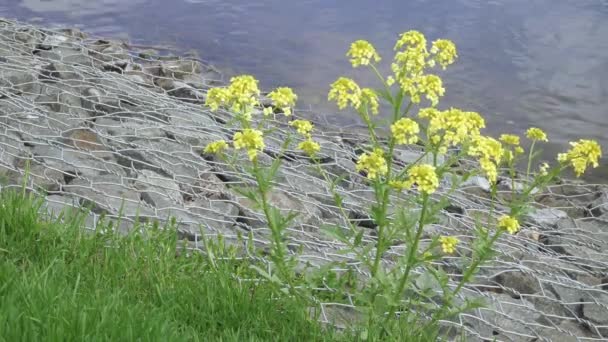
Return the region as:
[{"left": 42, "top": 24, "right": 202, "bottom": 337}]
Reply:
[
  {"left": 383, "top": 193, "right": 430, "bottom": 324},
  {"left": 526, "top": 140, "right": 536, "bottom": 179}
]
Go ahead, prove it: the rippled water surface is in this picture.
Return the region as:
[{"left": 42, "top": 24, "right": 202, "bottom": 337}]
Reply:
[{"left": 2, "top": 0, "right": 608, "bottom": 179}]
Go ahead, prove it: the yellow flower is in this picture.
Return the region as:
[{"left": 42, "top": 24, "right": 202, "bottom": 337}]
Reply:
[
  {"left": 394, "top": 30, "right": 427, "bottom": 52},
  {"left": 468, "top": 136, "right": 504, "bottom": 183},
  {"left": 205, "top": 88, "right": 231, "bottom": 111},
  {"left": 328, "top": 77, "right": 362, "bottom": 110},
  {"left": 228, "top": 75, "right": 260, "bottom": 98},
  {"left": 439, "top": 236, "right": 459, "bottom": 254},
  {"left": 539, "top": 162, "right": 550, "bottom": 176},
  {"left": 526, "top": 127, "right": 548, "bottom": 142},
  {"left": 404, "top": 164, "right": 439, "bottom": 194},
  {"left": 500, "top": 134, "right": 523, "bottom": 163},
  {"left": 227, "top": 75, "right": 261, "bottom": 114},
  {"left": 268, "top": 87, "right": 298, "bottom": 116},
  {"left": 418, "top": 107, "right": 441, "bottom": 120},
  {"left": 389, "top": 180, "right": 408, "bottom": 192},
  {"left": 386, "top": 76, "right": 395, "bottom": 86},
  {"left": 298, "top": 139, "right": 320, "bottom": 157},
  {"left": 262, "top": 107, "right": 274, "bottom": 116},
  {"left": 290, "top": 119, "right": 314, "bottom": 137},
  {"left": 233, "top": 128, "right": 265, "bottom": 161},
  {"left": 557, "top": 139, "right": 602, "bottom": 177},
  {"left": 204, "top": 140, "right": 229, "bottom": 154},
  {"left": 421, "top": 108, "right": 485, "bottom": 151},
  {"left": 347, "top": 40, "right": 381, "bottom": 67},
  {"left": 498, "top": 215, "right": 520, "bottom": 234},
  {"left": 499, "top": 134, "right": 520, "bottom": 146},
  {"left": 416, "top": 75, "right": 445, "bottom": 107},
  {"left": 430, "top": 39, "right": 458, "bottom": 69},
  {"left": 361, "top": 88, "right": 379, "bottom": 115},
  {"left": 356, "top": 148, "right": 388, "bottom": 180},
  {"left": 391, "top": 118, "right": 420, "bottom": 145}
]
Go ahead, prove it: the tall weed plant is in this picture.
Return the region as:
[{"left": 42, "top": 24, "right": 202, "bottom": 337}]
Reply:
[{"left": 202, "top": 30, "right": 602, "bottom": 340}]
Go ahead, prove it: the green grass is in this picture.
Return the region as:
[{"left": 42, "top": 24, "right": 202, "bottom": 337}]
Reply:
[{"left": 0, "top": 186, "right": 350, "bottom": 341}]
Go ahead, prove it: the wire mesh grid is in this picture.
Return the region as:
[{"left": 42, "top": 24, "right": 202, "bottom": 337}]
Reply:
[{"left": 0, "top": 17, "right": 607, "bottom": 341}]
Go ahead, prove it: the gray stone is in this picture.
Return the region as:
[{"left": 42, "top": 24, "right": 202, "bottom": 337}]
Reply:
[
  {"left": 581, "top": 291, "right": 608, "bottom": 335},
  {"left": 43, "top": 194, "right": 96, "bottom": 228},
  {"left": 185, "top": 196, "right": 238, "bottom": 231},
  {"left": 463, "top": 293, "right": 542, "bottom": 341},
  {"left": 62, "top": 175, "right": 155, "bottom": 219},
  {"left": 0, "top": 65, "right": 41, "bottom": 95},
  {"left": 160, "top": 59, "right": 202, "bottom": 79},
  {"left": 461, "top": 175, "right": 491, "bottom": 192},
  {"left": 589, "top": 188, "right": 608, "bottom": 218},
  {"left": 234, "top": 187, "right": 323, "bottom": 230},
  {"left": 526, "top": 208, "right": 569, "bottom": 228},
  {"left": 135, "top": 169, "right": 184, "bottom": 208}
]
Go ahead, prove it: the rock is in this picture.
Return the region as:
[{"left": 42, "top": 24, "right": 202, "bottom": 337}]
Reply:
[
  {"left": 0, "top": 65, "right": 41, "bottom": 95},
  {"left": 526, "top": 208, "right": 569, "bottom": 228},
  {"left": 185, "top": 196, "right": 239, "bottom": 231},
  {"left": 234, "top": 187, "right": 323, "bottom": 230},
  {"left": 43, "top": 194, "right": 97, "bottom": 228},
  {"left": 460, "top": 175, "right": 491, "bottom": 194},
  {"left": 588, "top": 188, "right": 608, "bottom": 218},
  {"left": 160, "top": 59, "right": 202, "bottom": 79},
  {"left": 155, "top": 78, "right": 205, "bottom": 102},
  {"left": 135, "top": 169, "right": 184, "bottom": 208},
  {"left": 535, "top": 321, "right": 595, "bottom": 341},
  {"left": 462, "top": 293, "right": 542, "bottom": 341},
  {"left": 581, "top": 291, "right": 608, "bottom": 336},
  {"left": 61, "top": 174, "right": 153, "bottom": 219}
]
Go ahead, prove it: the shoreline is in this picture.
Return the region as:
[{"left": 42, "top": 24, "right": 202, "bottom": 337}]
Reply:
[{"left": 1, "top": 17, "right": 607, "bottom": 340}]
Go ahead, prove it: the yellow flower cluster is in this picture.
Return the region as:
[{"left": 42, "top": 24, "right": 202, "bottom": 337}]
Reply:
[
  {"left": 361, "top": 88, "right": 380, "bottom": 115},
  {"left": 233, "top": 128, "right": 265, "bottom": 161},
  {"left": 439, "top": 236, "right": 459, "bottom": 254},
  {"left": 328, "top": 78, "right": 379, "bottom": 114},
  {"left": 499, "top": 134, "right": 524, "bottom": 162},
  {"left": 498, "top": 215, "right": 520, "bottom": 234},
  {"left": 205, "top": 75, "right": 298, "bottom": 120},
  {"left": 539, "top": 162, "right": 550, "bottom": 176},
  {"left": 328, "top": 77, "right": 362, "bottom": 110},
  {"left": 205, "top": 75, "right": 261, "bottom": 119},
  {"left": 390, "top": 30, "right": 456, "bottom": 106},
  {"left": 356, "top": 148, "right": 388, "bottom": 180},
  {"left": 298, "top": 139, "right": 321, "bottom": 157},
  {"left": 499, "top": 134, "right": 520, "bottom": 146},
  {"left": 467, "top": 136, "right": 504, "bottom": 183},
  {"left": 290, "top": 119, "right": 314, "bottom": 137},
  {"left": 404, "top": 164, "right": 439, "bottom": 194},
  {"left": 347, "top": 40, "right": 381, "bottom": 67},
  {"left": 430, "top": 39, "right": 458, "bottom": 70},
  {"left": 526, "top": 127, "right": 548, "bottom": 142},
  {"left": 205, "top": 88, "right": 231, "bottom": 112},
  {"left": 289, "top": 119, "right": 320, "bottom": 157},
  {"left": 268, "top": 87, "right": 298, "bottom": 116},
  {"left": 203, "top": 140, "right": 228, "bottom": 155},
  {"left": 419, "top": 108, "right": 486, "bottom": 152},
  {"left": 391, "top": 118, "right": 420, "bottom": 145},
  {"left": 557, "top": 139, "right": 602, "bottom": 177},
  {"left": 415, "top": 75, "right": 445, "bottom": 107},
  {"left": 388, "top": 180, "right": 408, "bottom": 192}
]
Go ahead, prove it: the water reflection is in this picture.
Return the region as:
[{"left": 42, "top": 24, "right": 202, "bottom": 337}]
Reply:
[
  {"left": 20, "top": 0, "right": 146, "bottom": 16},
  {"left": 3, "top": 0, "right": 608, "bottom": 180}
]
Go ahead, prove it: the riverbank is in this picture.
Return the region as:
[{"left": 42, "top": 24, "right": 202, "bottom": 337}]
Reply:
[{"left": 1, "top": 17, "right": 607, "bottom": 340}]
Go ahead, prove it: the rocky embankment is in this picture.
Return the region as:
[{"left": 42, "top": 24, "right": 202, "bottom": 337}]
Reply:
[{"left": 0, "top": 18, "right": 607, "bottom": 341}]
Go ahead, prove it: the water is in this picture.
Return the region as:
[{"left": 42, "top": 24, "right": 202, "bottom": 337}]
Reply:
[{"left": 2, "top": 0, "right": 608, "bottom": 180}]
